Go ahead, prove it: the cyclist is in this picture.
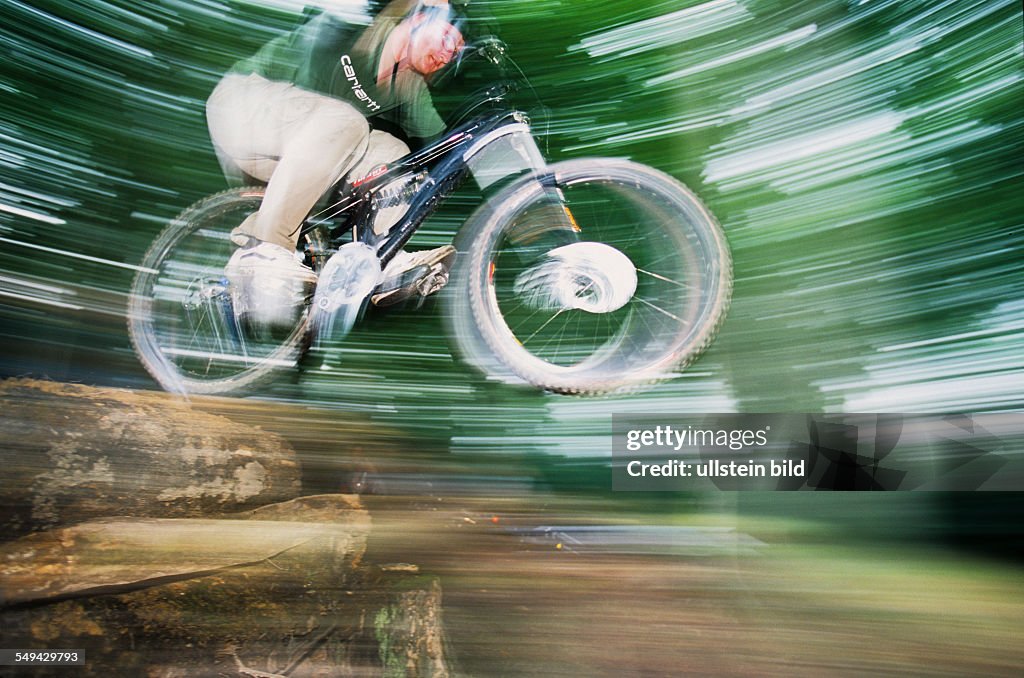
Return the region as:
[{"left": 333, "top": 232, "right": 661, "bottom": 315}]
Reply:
[{"left": 206, "top": 0, "right": 464, "bottom": 324}]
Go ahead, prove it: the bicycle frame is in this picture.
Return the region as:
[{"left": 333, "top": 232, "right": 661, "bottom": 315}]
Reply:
[{"left": 298, "top": 108, "right": 542, "bottom": 267}]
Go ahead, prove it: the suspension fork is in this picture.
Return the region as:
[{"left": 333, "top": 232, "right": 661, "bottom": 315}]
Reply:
[
  {"left": 461, "top": 119, "right": 581, "bottom": 251},
  {"left": 505, "top": 176, "right": 582, "bottom": 252}
]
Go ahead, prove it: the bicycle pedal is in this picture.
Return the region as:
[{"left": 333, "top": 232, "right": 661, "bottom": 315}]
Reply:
[
  {"left": 416, "top": 268, "right": 449, "bottom": 296},
  {"left": 372, "top": 265, "right": 451, "bottom": 307}
]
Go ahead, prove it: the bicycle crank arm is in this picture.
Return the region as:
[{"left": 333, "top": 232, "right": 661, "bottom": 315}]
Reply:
[{"left": 310, "top": 242, "right": 382, "bottom": 342}]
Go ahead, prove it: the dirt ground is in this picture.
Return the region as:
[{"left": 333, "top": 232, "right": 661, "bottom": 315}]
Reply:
[{"left": 363, "top": 495, "right": 1024, "bottom": 677}]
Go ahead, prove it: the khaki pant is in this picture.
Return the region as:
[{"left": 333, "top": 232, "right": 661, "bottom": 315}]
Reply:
[{"left": 206, "top": 73, "right": 410, "bottom": 249}]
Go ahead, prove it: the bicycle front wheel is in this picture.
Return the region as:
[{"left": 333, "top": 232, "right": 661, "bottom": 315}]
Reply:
[
  {"left": 448, "top": 159, "right": 732, "bottom": 394},
  {"left": 128, "top": 187, "right": 324, "bottom": 395}
]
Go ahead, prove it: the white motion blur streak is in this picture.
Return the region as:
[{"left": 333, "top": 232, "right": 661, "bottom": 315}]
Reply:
[
  {"left": 159, "top": 346, "right": 296, "bottom": 368},
  {"left": 0, "top": 201, "right": 65, "bottom": 225},
  {"left": 246, "top": 0, "right": 371, "bottom": 24},
  {"left": 646, "top": 25, "right": 818, "bottom": 86},
  {"left": 819, "top": 300, "right": 1024, "bottom": 412},
  {"left": 742, "top": 32, "right": 933, "bottom": 110},
  {"left": 703, "top": 112, "right": 906, "bottom": 183},
  {"left": 0, "top": 236, "right": 158, "bottom": 274},
  {"left": 572, "top": 0, "right": 752, "bottom": 58},
  {"left": 0, "top": 274, "right": 83, "bottom": 311}
]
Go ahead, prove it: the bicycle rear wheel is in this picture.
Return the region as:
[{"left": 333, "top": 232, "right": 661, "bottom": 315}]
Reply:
[
  {"left": 128, "top": 188, "right": 325, "bottom": 395},
  {"left": 448, "top": 159, "right": 732, "bottom": 394}
]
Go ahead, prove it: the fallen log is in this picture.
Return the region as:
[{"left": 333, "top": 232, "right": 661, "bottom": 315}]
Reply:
[
  {"left": 375, "top": 577, "right": 451, "bottom": 678},
  {"left": 1, "top": 495, "right": 373, "bottom": 674},
  {"left": 0, "top": 379, "right": 302, "bottom": 539},
  {"left": 0, "top": 494, "right": 369, "bottom": 607}
]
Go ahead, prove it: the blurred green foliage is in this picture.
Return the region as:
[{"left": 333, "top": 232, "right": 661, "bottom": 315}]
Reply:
[{"left": 1, "top": 2, "right": 1021, "bottom": 506}]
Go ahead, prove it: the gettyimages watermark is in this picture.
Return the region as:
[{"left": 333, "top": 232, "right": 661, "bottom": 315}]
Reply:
[{"left": 611, "top": 413, "right": 1024, "bottom": 491}]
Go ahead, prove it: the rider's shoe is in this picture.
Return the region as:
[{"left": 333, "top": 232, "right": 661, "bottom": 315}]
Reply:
[
  {"left": 225, "top": 240, "right": 317, "bottom": 328},
  {"left": 371, "top": 245, "right": 456, "bottom": 307}
]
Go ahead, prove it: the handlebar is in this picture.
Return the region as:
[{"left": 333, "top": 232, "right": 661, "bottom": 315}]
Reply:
[{"left": 439, "top": 37, "right": 550, "bottom": 145}]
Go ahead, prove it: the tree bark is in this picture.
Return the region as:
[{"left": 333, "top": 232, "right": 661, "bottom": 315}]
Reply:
[
  {"left": 0, "top": 379, "right": 452, "bottom": 676},
  {"left": 0, "top": 494, "right": 370, "bottom": 606},
  {"left": 0, "top": 379, "right": 302, "bottom": 539},
  {"left": 0, "top": 495, "right": 381, "bottom": 676},
  {"left": 375, "top": 577, "right": 452, "bottom": 678}
]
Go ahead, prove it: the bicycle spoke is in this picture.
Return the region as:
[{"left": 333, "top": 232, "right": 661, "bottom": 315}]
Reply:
[
  {"left": 636, "top": 267, "right": 693, "bottom": 290},
  {"left": 635, "top": 297, "right": 689, "bottom": 324},
  {"left": 136, "top": 191, "right": 315, "bottom": 390},
  {"left": 522, "top": 308, "right": 568, "bottom": 346}
]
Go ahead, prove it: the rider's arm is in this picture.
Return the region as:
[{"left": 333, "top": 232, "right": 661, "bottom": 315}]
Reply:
[
  {"left": 371, "top": 78, "right": 447, "bottom": 150},
  {"left": 402, "top": 83, "right": 447, "bottom": 146},
  {"left": 367, "top": 116, "right": 437, "bottom": 153}
]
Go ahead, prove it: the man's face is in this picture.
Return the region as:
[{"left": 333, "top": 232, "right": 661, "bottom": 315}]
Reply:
[{"left": 407, "top": 16, "right": 464, "bottom": 76}]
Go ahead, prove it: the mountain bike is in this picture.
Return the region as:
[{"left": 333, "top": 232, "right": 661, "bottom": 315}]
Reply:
[{"left": 127, "top": 41, "right": 732, "bottom": 396}]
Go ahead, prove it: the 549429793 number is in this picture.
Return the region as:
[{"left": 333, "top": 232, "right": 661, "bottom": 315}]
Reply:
[{"left": 0, "top": 649, "right": 85, "bottom": 665}]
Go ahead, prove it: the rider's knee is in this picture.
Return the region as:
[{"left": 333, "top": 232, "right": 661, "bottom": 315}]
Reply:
[
  {"left": 307, "top": 103, "right": 370, "bottom": 151},
  {"left": 367, "top": 130, "right": 410, "bottom": 163}
]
